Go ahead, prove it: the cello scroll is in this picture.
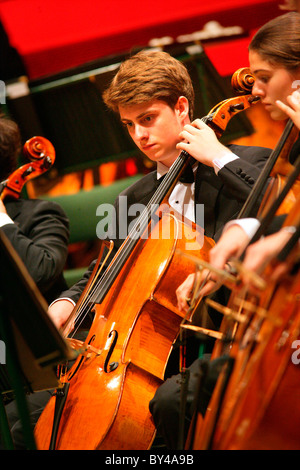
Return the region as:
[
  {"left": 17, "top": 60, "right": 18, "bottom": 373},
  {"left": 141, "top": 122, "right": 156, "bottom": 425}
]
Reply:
[
  {"left": 0, "top": 136, "right": 55, "bottom": 200},
  {"left": 205, "top": 68, "right": 260, "bottom": 137}
]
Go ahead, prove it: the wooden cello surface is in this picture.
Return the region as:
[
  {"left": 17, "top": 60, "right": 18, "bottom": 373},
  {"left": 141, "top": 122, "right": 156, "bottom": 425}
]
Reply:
[
  {"left": 258, "top": 122, "right": 300, "bottom": 218},
  {"left": 34, "top": 207, "right": 214, "bottom": 450},
  {"left": 191, "top": 183, "right": 300, "bottom": 450},
  {"left": 191, "top": 258, "right": 300, "bottom": 449},
  {"left": 211, "top": 268, "right": 300, "bottom": 450}
]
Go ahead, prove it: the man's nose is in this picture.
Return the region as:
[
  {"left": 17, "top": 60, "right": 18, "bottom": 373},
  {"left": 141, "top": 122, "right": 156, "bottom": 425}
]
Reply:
[{"left": 135, "top": 124, "right": 148, "bottom": 141}]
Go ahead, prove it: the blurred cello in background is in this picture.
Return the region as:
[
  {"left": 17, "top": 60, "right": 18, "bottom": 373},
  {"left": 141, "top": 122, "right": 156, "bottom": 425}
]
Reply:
[
  {"left": 190, "top": 166, "right": 300, "bottom": 450},
  {"left": 0, "top": 136, "right": 55, "bottom": 200}
]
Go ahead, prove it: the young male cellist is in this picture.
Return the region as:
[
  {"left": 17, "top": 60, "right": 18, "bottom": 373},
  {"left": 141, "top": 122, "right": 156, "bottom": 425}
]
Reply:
[
  {"left": 48, "top": 49, "right": 271, "bottom": 331},
  {"left": 0, "top": 115, "right": 70, "bottom": 450}
]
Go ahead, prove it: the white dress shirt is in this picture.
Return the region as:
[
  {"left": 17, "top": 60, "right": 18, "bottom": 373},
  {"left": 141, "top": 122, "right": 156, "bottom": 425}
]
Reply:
[
  {"left": 157, "top": 151, "right": 239, "bottom": 223},
  {"left": 0, "top": 212, "right": 14, "bottom": 227}
]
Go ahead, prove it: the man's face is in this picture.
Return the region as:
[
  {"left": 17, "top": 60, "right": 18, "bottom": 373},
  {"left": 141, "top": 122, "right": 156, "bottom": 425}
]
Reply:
[{"left": 119, "top": 98, "right": 189, "bottom": 168}]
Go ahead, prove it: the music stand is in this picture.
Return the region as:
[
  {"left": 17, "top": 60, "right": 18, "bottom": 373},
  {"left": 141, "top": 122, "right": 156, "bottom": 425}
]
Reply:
[{"left": 0, "top": 229, "right": 75, "bottom": 449}]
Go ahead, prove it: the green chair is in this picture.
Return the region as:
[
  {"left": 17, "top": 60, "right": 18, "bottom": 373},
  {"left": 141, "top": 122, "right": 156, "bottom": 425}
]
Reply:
[{"left": 42, "top": 174, "right": 142, "bottom": 286}]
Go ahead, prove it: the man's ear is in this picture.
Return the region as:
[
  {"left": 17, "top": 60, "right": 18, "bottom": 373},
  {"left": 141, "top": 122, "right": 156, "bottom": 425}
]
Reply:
[{"left": 175, "top": 96, "right": 189, "bottom": 121}]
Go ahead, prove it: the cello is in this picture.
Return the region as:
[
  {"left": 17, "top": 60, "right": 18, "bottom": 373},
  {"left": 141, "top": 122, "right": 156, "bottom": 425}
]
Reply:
[
  {"left": 208, "top": 209, "right": 300, "bottom": 449},
  {"left": 34, "top": 69, "right": 260, "bottom": 450},
  {"left": 191, "top": 105, "right": 300, "bottom": 363},
  {"left": 0, "top": 136, "right": 55, "bottom": 200},
  {"left": 189, "top": 155, "right": 300, "bottom": 450}
]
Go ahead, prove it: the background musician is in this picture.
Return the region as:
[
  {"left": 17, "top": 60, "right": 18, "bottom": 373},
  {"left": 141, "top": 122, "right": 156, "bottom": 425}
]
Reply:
[
  {"left": 0, "top": 115, "right": 70, "bottom": 450},
  {"left": 0, "top": 115, "right": 69, "bottom": 303}
]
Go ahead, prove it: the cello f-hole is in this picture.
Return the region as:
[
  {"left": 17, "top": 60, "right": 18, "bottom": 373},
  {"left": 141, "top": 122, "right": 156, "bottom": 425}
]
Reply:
[
  {"left": 104, "top": 330, "right": 119, "bottom": 373},
  {"left": 67, "top": 335, "right": 97, "bottom": 381}
]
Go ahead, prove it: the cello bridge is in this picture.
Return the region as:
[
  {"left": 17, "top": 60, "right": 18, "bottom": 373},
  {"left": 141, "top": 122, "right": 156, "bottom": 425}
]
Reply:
[{"left": 67, "top": 338, "right": 103, "bottom": 358}]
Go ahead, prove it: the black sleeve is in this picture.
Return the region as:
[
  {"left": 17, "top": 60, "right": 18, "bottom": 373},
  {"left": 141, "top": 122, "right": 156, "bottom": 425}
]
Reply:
[
  {"left": 2, "top": 199, "right": 69, "bottom": 292},
  {"left": 218, "top": 145, "right": 271, "bottom": 203}
]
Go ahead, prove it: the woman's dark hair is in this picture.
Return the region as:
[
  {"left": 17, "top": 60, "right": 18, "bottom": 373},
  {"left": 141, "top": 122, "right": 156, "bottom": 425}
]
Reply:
[{"left": 249, "top": 12, "right": 300, "bottom": 70}]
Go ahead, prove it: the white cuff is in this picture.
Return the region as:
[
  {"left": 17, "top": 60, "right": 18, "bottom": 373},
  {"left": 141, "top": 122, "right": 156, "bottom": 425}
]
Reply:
[
  {"left": 213, "top": 153, "right": 239, "bottom": 174},
  {"left": 0, "top": 213, "right": 14, "bottom": 227},
  {"left": 49, "top": 297, "right": 76, "bottom": 309},
  {"left": 223, "top": 218, "right": 261, "bottom": 239},
  {"left": 280, "top": 226, "right": 297, "bottom": 234}
]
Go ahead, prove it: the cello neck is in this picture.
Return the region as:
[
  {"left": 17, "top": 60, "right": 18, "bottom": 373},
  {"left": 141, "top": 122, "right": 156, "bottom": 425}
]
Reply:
[
  {"left": 90, "top": 149, "right": 192, "bottom": 305},
  {"left": 237, "top": 119, "right": 298, "bottom": 219},
  {"left": 250, "top": 153, "right": 300, "bottom": 244}
]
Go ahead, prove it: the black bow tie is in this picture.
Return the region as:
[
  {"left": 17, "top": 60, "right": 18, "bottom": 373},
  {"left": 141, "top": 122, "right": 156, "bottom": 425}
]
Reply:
[{"left": 179, "top": 163, "right": 195, "bottom": 183}]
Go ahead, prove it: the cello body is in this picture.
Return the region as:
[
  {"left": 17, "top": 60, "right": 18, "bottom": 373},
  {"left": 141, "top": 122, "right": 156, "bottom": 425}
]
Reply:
[
  {"left": 211, "top": 270, "right": 300, "bottom": 450},
  {"left": 191, "top": 270, "right": 300, "bottom": 450},
  {"left": 191, "top": 229, "right": 300, "bottom": 450},
  {"left": 190, "top": 162, "right": 300, "bottom": 450},
  {"left": 35, "top": 206, "right": 214, "bottom": 449}
]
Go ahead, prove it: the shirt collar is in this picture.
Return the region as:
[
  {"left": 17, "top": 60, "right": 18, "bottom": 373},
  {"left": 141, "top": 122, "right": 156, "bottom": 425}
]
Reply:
[
  {"left": 157, "top": 160, "right": 197, "bottom": 180},
  {"left": 156, "top": 161, "right": 169, "bottom": 179}
]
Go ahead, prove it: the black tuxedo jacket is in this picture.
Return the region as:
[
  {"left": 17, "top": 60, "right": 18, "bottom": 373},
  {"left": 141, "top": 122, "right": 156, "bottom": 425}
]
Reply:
[
  {"left": 61, "top": 143, "right": 271, "bottom": 303},
  {"left": 195, "top": 143, "right": 271, "bottom": 239},
  {"left": 2, "top": 197, "right": 69, "bottom": 304}
]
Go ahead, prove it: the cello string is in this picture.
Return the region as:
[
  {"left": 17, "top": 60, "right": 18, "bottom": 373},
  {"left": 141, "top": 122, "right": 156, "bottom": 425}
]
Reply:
[
  {"left": 239, "top": 154, "right": 300, "bottom": 263},
  {"left": 237, "top": 119, "right": 296, "bottom": 219},
  {"left": 86, "top": 114, "right": 210, "bottom": 305},
  {"left": 68, "top": 114, "right": 210, "bottom": 335},
  {"left": 68, "top": 148, "right": 193, "bottom": 337},
  {"left": 87, "top": 148, "right": 192, "bottom": 305}
]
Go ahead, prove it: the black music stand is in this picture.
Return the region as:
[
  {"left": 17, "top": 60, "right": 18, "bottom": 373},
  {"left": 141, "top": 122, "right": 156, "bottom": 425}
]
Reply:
[{"left": 0, "top": 229, "right": 75, "bottom": 449}]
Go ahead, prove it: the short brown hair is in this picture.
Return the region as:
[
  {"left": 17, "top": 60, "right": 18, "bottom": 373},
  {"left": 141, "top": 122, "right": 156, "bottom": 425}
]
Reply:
[
  {"left": 249, "top": 12, "right": 300, "bottom": 70},
  {"left": 0, "top": 115, "right": 21, "bottom": 182},
  {"left": 103, "top": 50, "right": 195, "bottom": 119}
]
